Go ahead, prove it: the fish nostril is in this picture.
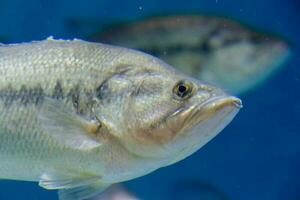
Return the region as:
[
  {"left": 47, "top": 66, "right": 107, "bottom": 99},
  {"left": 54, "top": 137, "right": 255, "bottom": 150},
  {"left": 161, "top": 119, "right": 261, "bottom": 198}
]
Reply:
[
  {"left": 198, "top": 84, "right": 214, "bottom": 92},
  {"left": 199, "top": 41, "right": 212, "bottom": 54},
  {"left": 195, "top": 90, "right": 211, "bottom": 103}
]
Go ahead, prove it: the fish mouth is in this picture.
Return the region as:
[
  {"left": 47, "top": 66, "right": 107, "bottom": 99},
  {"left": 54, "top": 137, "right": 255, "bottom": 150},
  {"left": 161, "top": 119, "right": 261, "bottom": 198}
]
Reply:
[
  {"left": 200, "top": 95, "right": 242, "bottom": 110},
  {"left": 175, "top": 95, "right": 242, "bottom": 134},
  {"left": 164, "top": 95, "right": 242, "bottom": 166}
]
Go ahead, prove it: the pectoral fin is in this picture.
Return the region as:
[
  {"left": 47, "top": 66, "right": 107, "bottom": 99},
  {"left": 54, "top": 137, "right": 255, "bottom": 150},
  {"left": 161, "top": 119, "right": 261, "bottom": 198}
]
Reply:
[
  {"left": 58, "top": 181, "right": 110, "bottom": 200},
  {"left": 38, "top": 98, "right": 102, "bottom": 150},
  {"left": 39, "top": 171, "right": 101, "bottom": 190},
  {"left": 39, "top": 171, "right": 108, "bottom": 200}
]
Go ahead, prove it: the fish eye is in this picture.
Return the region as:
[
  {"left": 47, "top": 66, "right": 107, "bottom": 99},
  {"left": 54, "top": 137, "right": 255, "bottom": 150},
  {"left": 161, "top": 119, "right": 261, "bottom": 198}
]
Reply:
[
  {"left": 173, "top": 81, "right": 193, "bottom": 100},
  {"left": 199, "top": 41, "right": 211, "bottom": 53}
]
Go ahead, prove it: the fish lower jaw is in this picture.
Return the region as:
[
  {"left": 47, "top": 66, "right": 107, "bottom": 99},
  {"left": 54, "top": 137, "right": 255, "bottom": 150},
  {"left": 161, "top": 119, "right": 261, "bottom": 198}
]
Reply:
[{"left": 165, "top": 98, "right": 240, "bottom": 166}]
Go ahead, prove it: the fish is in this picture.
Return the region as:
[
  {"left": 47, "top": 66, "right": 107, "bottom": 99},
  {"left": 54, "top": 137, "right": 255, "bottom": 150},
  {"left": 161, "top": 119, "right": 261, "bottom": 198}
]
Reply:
[
  {"left": 0, "top": 37, "right": 242, "bottom": 200},
  {"left": 92, "top": 15, "right": 291, "bottom": 95},
  {"left": 94, "top": 184, "right": 139, "bottom": 200}
]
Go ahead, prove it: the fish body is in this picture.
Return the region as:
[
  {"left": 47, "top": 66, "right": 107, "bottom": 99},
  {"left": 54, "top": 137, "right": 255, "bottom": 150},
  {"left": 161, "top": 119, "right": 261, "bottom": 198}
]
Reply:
[
  {"left": 0, "top": 38, "right": 241, "bottom": 200},
  {"left": 0, "top": 38, "right": 134, "bottom": 182},
  {"left": 94, "top": 15, "right": 290, "bottom": 94}
]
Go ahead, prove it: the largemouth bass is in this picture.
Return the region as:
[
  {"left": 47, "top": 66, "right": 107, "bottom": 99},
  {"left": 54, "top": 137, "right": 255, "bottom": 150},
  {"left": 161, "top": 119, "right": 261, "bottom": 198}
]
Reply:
[
  {"left": 92, "top": 15, "right": 290, "bottom": 94},
  {"left": 0, "top": 38, "right": 241, "bottom": 200}
]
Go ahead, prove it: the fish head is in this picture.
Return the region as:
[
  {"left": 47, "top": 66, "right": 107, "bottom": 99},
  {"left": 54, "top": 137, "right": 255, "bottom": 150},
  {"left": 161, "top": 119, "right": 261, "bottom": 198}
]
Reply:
[
  {"left": 94, "top": 52, "right": 242, "bottom": 163},
  {"left": 198, "top": 21, "right": 291, "bottom": 94}
]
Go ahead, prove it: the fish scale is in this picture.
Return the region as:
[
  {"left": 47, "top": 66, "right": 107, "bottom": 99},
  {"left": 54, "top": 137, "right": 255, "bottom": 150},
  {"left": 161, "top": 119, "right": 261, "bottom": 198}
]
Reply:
[{"left": 0, "top": 39, "right": 135, "bottom": 182}]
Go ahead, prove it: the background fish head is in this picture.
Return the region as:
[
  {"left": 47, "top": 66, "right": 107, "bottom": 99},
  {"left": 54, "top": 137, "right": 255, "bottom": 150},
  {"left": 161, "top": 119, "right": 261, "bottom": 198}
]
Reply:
[
  {"left": 197, "top": 21, "right": 291, "bottom": 94},
  {"left": 94, "top": 52, "right": 241, "bottom": 164},
  {"left": 95, "top": 15, "right": 291, "bottom": 95}
]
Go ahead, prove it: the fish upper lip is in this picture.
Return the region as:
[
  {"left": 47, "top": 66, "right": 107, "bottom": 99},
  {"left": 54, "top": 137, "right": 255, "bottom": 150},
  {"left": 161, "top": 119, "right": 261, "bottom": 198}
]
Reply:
[
  {"left": 169, "top": 95, "right": 241, "bottom": 130},
  {"left": 186, "top": 95, "right": 242, "bottom": 125},
  {"left": 200, "top": 95, "right": 242, "bottom": 109},
  {"left": 170, "top": 95, "right": 242, "bottom": 120},
  {"left": 232, "top": 97, "right": 243, "bottom": 108},
  {"left": 167, "top": 95, "right": 242, "bottom": 131}
]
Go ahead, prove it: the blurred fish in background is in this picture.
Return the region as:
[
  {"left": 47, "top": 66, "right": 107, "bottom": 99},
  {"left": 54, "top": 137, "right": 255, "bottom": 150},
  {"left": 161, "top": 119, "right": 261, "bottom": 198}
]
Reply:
[
  {"left": 86, "top": 15, "right": 291, "bottom": 95},
  {"left": 93, "top": 180, "right": 231, "bottom": 200},
  {"left": 171, "top": 180, "right": 231, "bottom": 200},
  {"left": 92, "top": 185, "right": 139, "bottom": 200}
]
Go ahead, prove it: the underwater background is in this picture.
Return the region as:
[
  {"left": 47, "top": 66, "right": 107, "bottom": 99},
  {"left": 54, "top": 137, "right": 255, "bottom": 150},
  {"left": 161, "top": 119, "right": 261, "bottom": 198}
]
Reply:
[{"left": 0, "top": 0, "right": 299, "bottom": 199}]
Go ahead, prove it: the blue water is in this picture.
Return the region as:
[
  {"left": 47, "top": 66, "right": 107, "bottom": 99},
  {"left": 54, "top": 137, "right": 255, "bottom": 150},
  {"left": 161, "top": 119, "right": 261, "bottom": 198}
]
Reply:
[{"left": 0, "top": 0, "right": 299, "bottom": 199}]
